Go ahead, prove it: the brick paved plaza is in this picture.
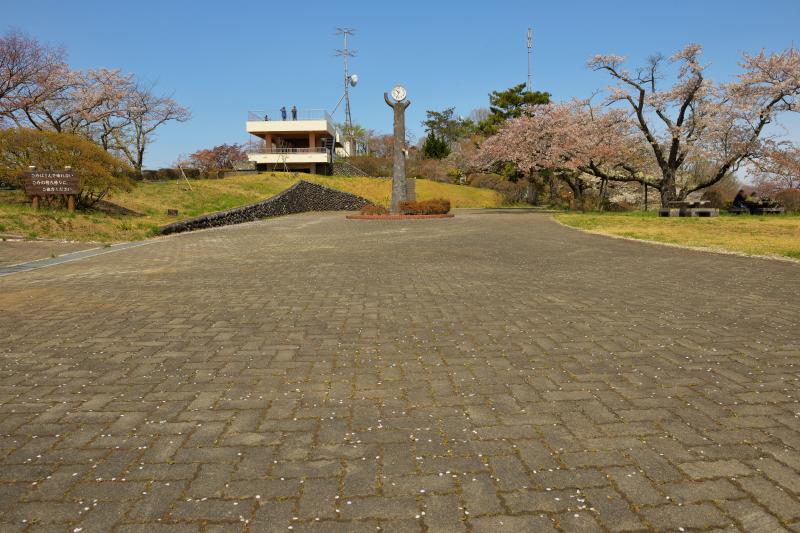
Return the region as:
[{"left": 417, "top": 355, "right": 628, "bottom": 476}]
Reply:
[{"left": 1, "top": 211, "right": 799, "bottom": 532}]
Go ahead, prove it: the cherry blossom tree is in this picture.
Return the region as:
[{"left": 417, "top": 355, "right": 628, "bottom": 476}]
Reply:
[
  {"left": 1, "top": 30, "right": 190, "bottom": 172},
  {"left": 588, "top": 44, "right": 800, "bottom": 205},
  {"left": 0, "top": 30, "right": 66, "bottom": 126},
  {"left": 471, "top": 101, "right": 635, "bottom": 207},
  {"left": 110, "top": 84, "right": 190, "bottom": 171},
  {"left": 11, "top": 68, "right": 133, "bottom": 135},
  {"left": 752, "top": 142, "right": 800, "bottom": 193},
  {"left": 182, "top": 143, "right": 248, "bottom": 171}
]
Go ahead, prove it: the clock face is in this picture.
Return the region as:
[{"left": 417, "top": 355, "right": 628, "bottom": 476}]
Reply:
[{"left": 391, "top": 85, "right": 407, "bottom": 101}]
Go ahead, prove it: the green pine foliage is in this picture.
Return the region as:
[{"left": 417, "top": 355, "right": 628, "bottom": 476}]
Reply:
[{"left": 422, "top": 133, "right": 451, "bottom": 160}]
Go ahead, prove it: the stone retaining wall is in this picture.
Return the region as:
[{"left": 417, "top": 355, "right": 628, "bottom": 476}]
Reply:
[{"left": 159, "top": 180, "right": 371, "bottom": 235}]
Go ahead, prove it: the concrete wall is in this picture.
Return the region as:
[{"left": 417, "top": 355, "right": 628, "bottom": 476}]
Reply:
[
  {"left": 159, "top": 180, "right": 370, "bottom": 235},
  {"left": 246, "top": 119, "right": 334, "bottom": 136},
  {"left": 247, "top": 152, "right": 330, "bottom": 165}
]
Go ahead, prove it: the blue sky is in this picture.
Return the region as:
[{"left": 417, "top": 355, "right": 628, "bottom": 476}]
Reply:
[{"left": 5, "top": 0, "right": 800, "bottom": 168}]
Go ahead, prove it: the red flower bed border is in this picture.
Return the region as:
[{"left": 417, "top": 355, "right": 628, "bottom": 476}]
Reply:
[{"left": 346, "top": 213, "right": 454, "bottom": 220}]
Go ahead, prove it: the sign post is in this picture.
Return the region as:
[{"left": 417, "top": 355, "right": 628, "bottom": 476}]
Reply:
[{"left": 22, "top": 171, "right": 80, "bottom": 212}]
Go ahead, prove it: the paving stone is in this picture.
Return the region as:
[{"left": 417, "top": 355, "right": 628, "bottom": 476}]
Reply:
[
  {"left": 0, "top": 210, "right": 798, "bottom": 530},
  {"left": 251, "top": 498, "right": 295, "bottom": 531},
  {"left": 337, "top": 496, "right": 419, "bottom": 520},
  {"left": 502, "top": 488, "right": 575, "bottom": 513},
  {"left": 642, "top": 503, "right": 733, "bottom": 530},
  {"left": 298, "top": 477, "right": 339, "bottom": 520},
  {"left": 460, "top": 473, "right": 503, "bottom": 515},
  {"left": 660, "top": 479, "right": 745, "bottom": 503},
  {"left": 469, "top": 515, "right": 557, "bottom": 532},
  {"left": 719, "top": 499, "right": 789, "bottom": 533},
  {"left": 679, "top": 459, "right": 753, "bottom": 480},
  {"left": 126, "top": 480, "right": 187, "bottom": 521},
  {"left": 583, "top": 486, "right": 644, "bottom": 531},
  {"left": 737, "top": 475, "right": 800, "bottom": 521},
  {"left": 422, "top": 493, "right": 465, "bottom": 532},
  {"left": 555, "top": 512, "right": 605, "bottom": 532},
  {"left": 382, "top": 474, "right": 455, "bottom": 496},
  {"left": 169, "top": 498, "right": 256, "bottom": 521}
]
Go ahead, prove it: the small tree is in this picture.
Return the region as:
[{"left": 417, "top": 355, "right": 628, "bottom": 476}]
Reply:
[
  {"left": 112, "top": 84, "right": 191, "bottom": 172},
  {"left": 0, "top": 128, "right": 133, "bottom": 208},
  {"left": 421, "top": 107, "right": 473, "bottom": 145},
  {"left": 421, "top": 133, "right": 450, "bottom": 160},
  {"left": 184, "top": 143, "right": 248, "bottom": 171}
]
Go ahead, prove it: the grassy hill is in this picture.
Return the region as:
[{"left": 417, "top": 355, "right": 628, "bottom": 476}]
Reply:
[{"left": 0, "top": 173, "right": 502, "bottom": 242}]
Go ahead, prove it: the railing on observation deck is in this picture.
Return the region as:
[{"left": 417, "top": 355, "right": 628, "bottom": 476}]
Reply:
[
  {"left": 244, "top": 144, "right": 331, "bottom": 155},
  {"left": 247, "top": 109, "right": 332, "bottom": 122}
]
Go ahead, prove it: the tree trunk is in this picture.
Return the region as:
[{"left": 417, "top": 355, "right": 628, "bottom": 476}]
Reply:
[
  {"left": 598, "top": 178, "right": 607, "bottom": 211},
  {"left": 563, "top": 179, "right": 584, "bottom": 211},
  {"left": 526, "top": 176, "right": 539, "bottom": 205},
  {"left": 660, "top": 185, "right": 674, "bottom": 207},
  {"left": 659, "top": 171, "right": 677, "bottom": 207},
  {"left": 575, "top": 186, "right": 585, "bottom": 211},
  {"left": 548, "top": 174, "right": 558, "bottom": 205}
]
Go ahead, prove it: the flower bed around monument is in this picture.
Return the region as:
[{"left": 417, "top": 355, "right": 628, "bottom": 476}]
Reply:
[
  {"left": 399, "top": 199, "right": 451, "bottom": 215},
  {"left": 346, "top": 213, "right": 454, "bottom": 220},
  {"left": 347, "top": 198, "right": 453, "bottom": 220},
  {"left": 360, "top": 204, "right": 389, "bottom": 215}
]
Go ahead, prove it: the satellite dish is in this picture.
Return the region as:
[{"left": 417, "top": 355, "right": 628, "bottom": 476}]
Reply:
[{"left": 349, "top": 74, "right": 358, "bottom": 87}]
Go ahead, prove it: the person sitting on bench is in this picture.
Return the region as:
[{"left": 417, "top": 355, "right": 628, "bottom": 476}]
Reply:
[{"left": 733, "top": 190, "right": 748, "bottom": 209}]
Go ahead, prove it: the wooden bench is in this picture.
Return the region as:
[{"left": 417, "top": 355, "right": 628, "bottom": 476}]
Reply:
[
  {"left": 751, "top": 206, "right": 785, "bottom": 215},
  {"left": 660, "top": 201, "right": 719, "bottom": 217}
]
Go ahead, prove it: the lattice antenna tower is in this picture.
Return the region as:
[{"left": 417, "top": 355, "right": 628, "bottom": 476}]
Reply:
[
  {"left": 335, "top": 27, "right": 357, "bottom": 154},
  {"left": 527, "top": 27, "right": 533, "bottom": 93}
]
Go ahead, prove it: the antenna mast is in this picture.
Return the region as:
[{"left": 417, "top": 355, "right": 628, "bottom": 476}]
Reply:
[
  {"left": 335, "top": 27, "right": 357, "bottom": 155},
  {"left": 527, "top": 27, "right": 533, "bottom": 93}
]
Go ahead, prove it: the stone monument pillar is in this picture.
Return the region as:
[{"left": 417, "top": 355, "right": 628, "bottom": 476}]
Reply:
[{"left": 384, "top": 86, "right": 411, "bottom": 213}]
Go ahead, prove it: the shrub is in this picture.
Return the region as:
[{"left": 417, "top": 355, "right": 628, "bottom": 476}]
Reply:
[
  {"left": 398, "top": 198, "right": 451, "bottom": 215},
  {"left": 0, "top": 128, "right": 133, "bottom": 208},
  {"left": 182, "top": 168, "right": 200, "bottom": 179},
  {"left": 775, "top": 188, "right": 800, "bottom": 212},
  {"left": 603, "top": 199, "right": 637, "bottom": 212},
  {"left": 156, "top": 168, "right": 179, "bottom": 180},
  {"left": 467, "top": 173, "right": 528, "bottom": 204},
  {"left": 360, "top": 204, "right": 388, "bottom": 215}
]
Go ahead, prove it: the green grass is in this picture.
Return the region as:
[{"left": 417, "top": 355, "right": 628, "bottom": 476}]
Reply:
[
  {"left": 556, "top": 211, "right": 800, "bottom": 260},
  {"left": 0, "top": 173, "right": 502, "bottom": 242}
]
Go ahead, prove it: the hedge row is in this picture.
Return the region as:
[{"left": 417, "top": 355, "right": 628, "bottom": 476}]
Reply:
[
  {"left": 139, "top": 168, "right": 227, "bottom": 181},
  {"left": 398, "top": 199, "right": 451, "bottom": 215}
]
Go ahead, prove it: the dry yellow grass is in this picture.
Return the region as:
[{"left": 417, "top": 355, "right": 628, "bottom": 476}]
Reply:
[
  {"left": 556, "top": 212, "right": 800, "bottom": 260},
  {"left": 304, "top": 175, "right": 501, "bottom": 208},
  {"left": 0, "top": 173, "right": 501, "bottom": 242}
]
